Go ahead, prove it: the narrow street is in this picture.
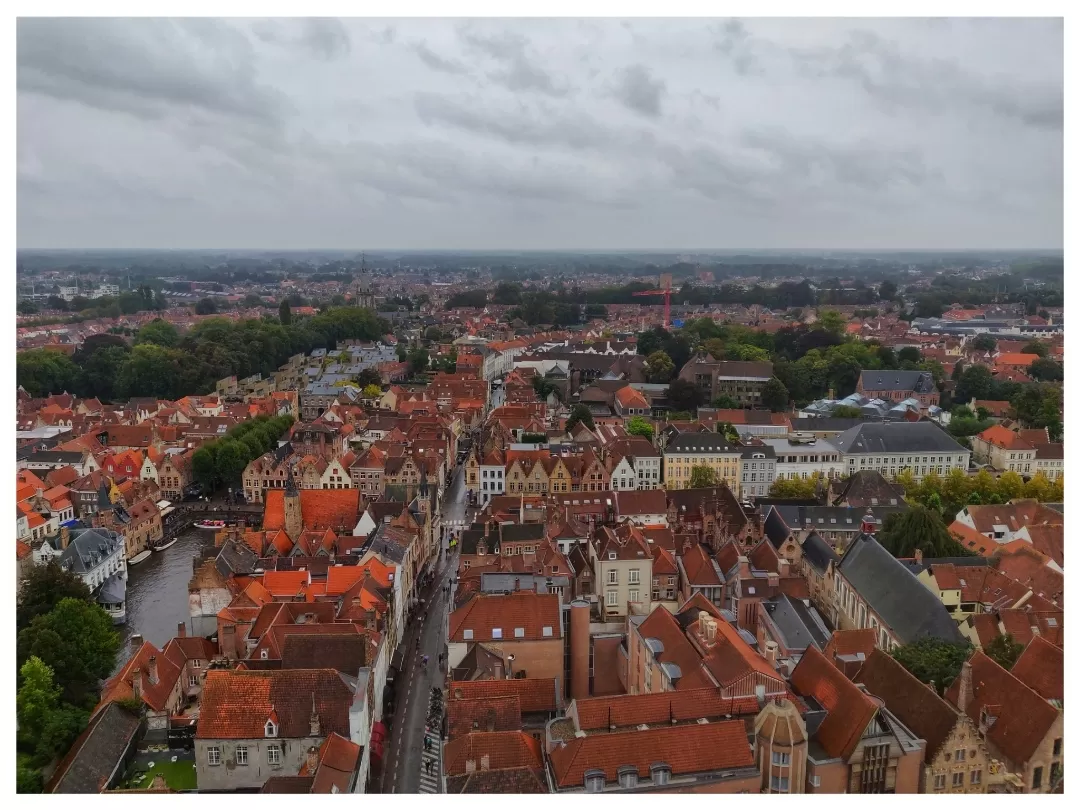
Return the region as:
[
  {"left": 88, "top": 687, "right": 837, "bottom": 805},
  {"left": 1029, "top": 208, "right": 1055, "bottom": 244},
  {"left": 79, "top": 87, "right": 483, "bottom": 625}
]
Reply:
[{"left": 379, "top": 464, "right": 472, "bottom": 793}]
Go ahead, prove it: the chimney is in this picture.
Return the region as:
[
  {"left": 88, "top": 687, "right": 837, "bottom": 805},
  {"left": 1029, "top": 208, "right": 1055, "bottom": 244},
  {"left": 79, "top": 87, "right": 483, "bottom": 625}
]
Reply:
[
  {"left": 132, "top": 667, "right": 143, "bottom": 700},
  {"left": 310, "top": 693, "right": 321, "bottom": 736},
  {"left": 493, "top": 662, "right": 503, "bottom": 680},
  {"left": 130, "top": 633, "right": 144, "bottom": 653},
  {"left": 480, "top": 754, "right": 491, "bottom": 771},
  {"left": 764, "top": 641, "right": 779, "bottom": 667},
  {"left": 60, "top": 526, "right": 71, "bottom": 550},
  {"left": 305, "top": 745, "right": 320, "bottom": 774},
  {"left": 147, "top": 656, "right": 159, "bottom": 685},
  {"left": 177, "top": 622, "right": 187, "bottom": 637},
  {"left": 767, "top": 572, "right": 779, "bottom": 588},
  {"left": 957, "top": 660, "right": 973, "bottom": 713}
]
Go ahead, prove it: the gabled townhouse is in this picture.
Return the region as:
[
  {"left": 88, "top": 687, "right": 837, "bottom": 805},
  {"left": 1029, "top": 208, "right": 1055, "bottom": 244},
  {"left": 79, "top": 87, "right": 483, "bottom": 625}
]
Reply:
[
  {"left": 349, "top": 445, "right": 387, "bottom": 498},
  {"left": 970, "top": 424, "right": 1036, "bottom": 472},
  {"left": 157, "top": 449, "right": 193, "bottom": 501},
  {"left": 447, "top": 591, "right": 564, "bottom": 682},
  {"left": 591, "top": 523, "right": 653, "bottom": 620}
]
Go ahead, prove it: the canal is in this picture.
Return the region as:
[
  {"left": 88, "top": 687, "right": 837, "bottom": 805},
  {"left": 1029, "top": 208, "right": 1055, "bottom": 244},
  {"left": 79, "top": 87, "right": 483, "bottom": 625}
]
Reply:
[{"left": 112, "top": 528, "right": 217, "bottom": 675}]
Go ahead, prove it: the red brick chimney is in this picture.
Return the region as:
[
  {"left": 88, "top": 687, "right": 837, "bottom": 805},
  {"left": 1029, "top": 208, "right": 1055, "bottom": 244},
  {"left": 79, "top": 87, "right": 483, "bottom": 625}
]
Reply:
[
  {"left": 132, "top": 667, "right": 143, "bottom": 700},
  {"left": 147, "top": 656, "right": 159, "bottom": 685},
  {"left": 177, "top": 622, "right": 187, "bottom": 637},
  {"left": 957, "top": 660, "right": 973, "bottom": 713}
]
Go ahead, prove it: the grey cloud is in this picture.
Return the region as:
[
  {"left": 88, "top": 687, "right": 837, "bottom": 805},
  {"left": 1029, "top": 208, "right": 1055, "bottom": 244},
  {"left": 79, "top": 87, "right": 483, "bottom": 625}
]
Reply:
[
  {"left": 16, "top": 18, "right": 1063, "bottom": 250},
  {"left": 17, "top": 18, "right": 289, "bottom": 125},
  {"left": 612, "top": 64, "right": 666, "bottom": 118},
  {"left": 411, "top": 42, "right": 470, "bottom": 75}
]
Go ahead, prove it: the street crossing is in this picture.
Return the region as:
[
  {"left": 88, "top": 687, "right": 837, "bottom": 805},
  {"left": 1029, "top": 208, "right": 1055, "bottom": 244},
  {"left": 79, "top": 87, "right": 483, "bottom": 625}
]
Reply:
[{"left": 418, "top": 690, "right": 443, "bottom": 793}]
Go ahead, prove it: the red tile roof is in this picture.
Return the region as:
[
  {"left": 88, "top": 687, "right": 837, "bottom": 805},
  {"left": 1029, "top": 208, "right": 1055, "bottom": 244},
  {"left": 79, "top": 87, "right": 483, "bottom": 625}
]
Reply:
[
  {"left": 196, "top": 669, "right": 354, "bottom": 739},
  {"left": 1009, "top": 635, "right": 1062, "bottom": 704},
  {"left": 548, "top": 720, "right": 754, "bottom": 788},
  {"left": 449, "top": 592, "right": 561, "bottom": 643},
  {"left": 443, "top": 731, "right": 543, "bottom": 776},
  {"left": 944, "top": 651, "right": 1059, "bottom": 766},
  {"left": 448, "top": 694, "right": 522, "bottom": 740},
  {"left": 449, "top": 678, "right": 560, "bottom": 714},
  {"left": 573, "top": 688, "right": 781, "bottom": 730},
  {"left": 790, "top": 645, "right": 878, "bottom": 760},
  {"left": 263, "top": 488, "right": 361, "bottom": 533}
]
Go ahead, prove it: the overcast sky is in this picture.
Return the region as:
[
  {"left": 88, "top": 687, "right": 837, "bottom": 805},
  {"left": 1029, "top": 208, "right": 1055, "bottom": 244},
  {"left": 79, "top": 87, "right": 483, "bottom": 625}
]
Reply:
[{"left": 17, "top": 17, "right": 1063, "bottom": 250}]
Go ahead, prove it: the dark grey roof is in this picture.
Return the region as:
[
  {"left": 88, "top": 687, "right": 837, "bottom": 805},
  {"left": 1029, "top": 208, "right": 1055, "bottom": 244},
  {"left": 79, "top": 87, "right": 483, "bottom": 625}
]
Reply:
[
  {"left": 666, "top": 433, "right": 742, "bottom": 453},
  {"left": 789, "top": 416, "right": 881, "bottom": 433},
  {"left": 499, "top": 523, "right": 546, "bottom": 544},
  {"left": 95, "top": 573, "right": 127, "bottom": 605},
  {"left": 832, "top": 421, "right": 967, "bottom": 456},
  {"left": 216, "top": 538, "right": 259, "bottom": 577},
  {"left": 858, "top": 369, "right": 937, "bottom": 394},
  {"left": 772, "top": 504, "right": 907, "bottom": 533},
  {"left": 27, "top": 450, "right": 85, "bottom": 464},
  {"left": 837, "top": 533, "right": 965, "bottom": 645},
  {"left": 59, "top": 529, "right": 122, "bottom": 574},
  {"left": 763, "top": 508, "right": 792, "bottom": 549},
  {"left": 800, "top": 531, "right": 839, "bottom": 574},
  {"left": 1044, "top": 503, "right": 1064, "bottom": 516},
  {"left": 45, "top": 702, "right": 142, "bottom": 793},
  {"left": 741, "top": 444, "right": 777, "bottom": 460},
  {"left": 831, "top": 470, "right": 907, "bottom": 508},
  {"left": 762, "top": 594, "right": 831, "bottom": 652}
]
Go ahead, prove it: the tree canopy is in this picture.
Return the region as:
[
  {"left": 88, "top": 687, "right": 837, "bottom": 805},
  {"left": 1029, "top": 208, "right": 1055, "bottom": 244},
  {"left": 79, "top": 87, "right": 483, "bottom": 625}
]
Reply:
[
  {"left": 626, "top": 416, "right": 654, "bottom": 441},
  {"left": 876, "top": 504, "right": 973, "bottom": 558},
  {"left": 891, "top": 638, "right": 973, "bottom": 695},
  {"left": 666, "top": 378, "right": 704, "bottom": 414},
  {"left": 566, "top": 403, "right": 595, "bottom": 433},
  {"left": 645, "top": 350, "right": 675, "bottom": 383},
  {"left": 17, "top": 561, "right": 93, "bottom": 632},
  {"left": 688, "top": 465, "right": 718, "bottom": 489}
]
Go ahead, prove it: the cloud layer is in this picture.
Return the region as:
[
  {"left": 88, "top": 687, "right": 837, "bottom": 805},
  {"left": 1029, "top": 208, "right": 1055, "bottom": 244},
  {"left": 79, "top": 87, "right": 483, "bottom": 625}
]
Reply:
[{"left": 17, "top": 18, "right": 1063, "bottom": 249}]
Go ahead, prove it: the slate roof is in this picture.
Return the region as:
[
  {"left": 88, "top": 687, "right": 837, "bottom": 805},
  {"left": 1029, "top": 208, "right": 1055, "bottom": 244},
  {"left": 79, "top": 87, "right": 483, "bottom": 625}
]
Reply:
[
  {"left": 833, "top": 421, "right": 967, "bottom": 455},
  {"left": 762, "top": 594, "right": 831, "bottom": 652},
  {"left": 858, "top": 369, "right": 937, "bottom": 393},
  {"left": 45, "top": 702, "right": 142, "bottom": 793},
  {"left": 773, "top": 504, "right": 906, "bottom": 534},
  {"left": 59, "top": 528, "right": 122, "bottom": 574},
  {"left": 831, "top": 470, "right": 906, "bottom": 507},
  {"left": 837, "top": 533, "right": 965, "bottom": 645}
]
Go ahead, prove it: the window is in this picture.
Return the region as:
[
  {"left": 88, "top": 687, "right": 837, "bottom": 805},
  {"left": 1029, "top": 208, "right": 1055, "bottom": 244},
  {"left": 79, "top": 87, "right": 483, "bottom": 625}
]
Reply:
[
  {"left": 268, "top": 744, "right": 282, "bottom": 766},
  {"left": 629, "top": 590, "right": 639, "bottom": 603},
  {"left": 1050, "top": 763, "right": 1060, "bottom": 786},
  {"left": 772, "top": 751, "right": 791, "bottom": 766},
  {"left": 585, "top": 770, "right": 605, "bottom": 793},
  {"left": 770, "top": 775, "right": 790, "bottom": 792},
  {"left": 955, "top": 749, "right": 966, "bottom": 762},
  {"left": 952, "top": 772, "right": 964, "bottom": 787},
  {"left": 629, "top": 569, "right": 640, "bottom": 584},
  {"left": 463, "top": 629, "right": 473, "bottom": 640},
  {"left": 933, "top": 774, "right": 946, "bottom": 790},
  {"left": 970, "top": 770, "right": 981, "bottom": 786},
  {"left": 492, "top": 627, "right": 502, "bottom": 639},
  {"left": 809, "top": 775, "right": 821, "bottom": 788},
  {"left": 207, "top": 746, "right": 221, "bottom": 766},
  {"left": 608, "top": 570, "right": 618, "bottom": 584},
  {"left": 1053, "top": 738, "right": 1062, "bottom": 756},
  {"left": 235, "top": 745, "right": 248, "bottom": 765},
  {"left": 1032, "top": 767, "right": 1043, "bottom": 789},
  {"left": 189, "top": 674, "right": 199, "bottom": 687},
  {"left": 606, "top": 589, "right": 618, "bottom": 606},
  {"left": 514, "top": 627, "right": 524, "bottom": 638},
  {"left": 265, "top": 719, "right": 277, "bottom": 737}
]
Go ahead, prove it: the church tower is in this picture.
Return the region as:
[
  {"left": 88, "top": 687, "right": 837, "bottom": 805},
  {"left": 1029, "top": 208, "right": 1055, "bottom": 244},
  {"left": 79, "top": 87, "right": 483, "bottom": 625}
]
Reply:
[{"left": 284, "top": 468, "right": 303, "bottom": 539}]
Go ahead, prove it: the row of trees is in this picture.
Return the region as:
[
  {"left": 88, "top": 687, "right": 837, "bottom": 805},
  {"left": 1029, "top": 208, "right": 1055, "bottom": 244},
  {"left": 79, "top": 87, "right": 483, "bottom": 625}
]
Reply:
[
  {"left": 190, "top": 414, "right": 295, "bottom": 493},
  {"left": 896, "top": 467, "right": 1063, "bottom": 517},
  {"left": 16, "top": 306, "right": 390, "bottom": 399},
  {"left": 890, "top": 634, "right": 1023, "bottom": 698},
  {"left": 16, "top": 563, "right": 122, "bottom": 792}
]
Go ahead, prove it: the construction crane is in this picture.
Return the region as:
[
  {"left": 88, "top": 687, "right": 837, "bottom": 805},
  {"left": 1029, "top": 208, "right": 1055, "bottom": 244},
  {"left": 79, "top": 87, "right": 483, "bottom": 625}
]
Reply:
[{"left": 632, "top": 272, "right": 674, "bottom": 328}]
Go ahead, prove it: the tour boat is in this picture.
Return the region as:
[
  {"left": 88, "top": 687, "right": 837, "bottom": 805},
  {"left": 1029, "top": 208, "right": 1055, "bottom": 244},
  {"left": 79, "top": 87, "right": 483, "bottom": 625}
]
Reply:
[
  {"left": 153, "top": 537, "right": 179, "bottom": 552},
  {"left": 194, "top": 519, "right": 227, "bottom": 530},
  {"left": 128, "top": 548, "right": 152, "bottom": 565}
]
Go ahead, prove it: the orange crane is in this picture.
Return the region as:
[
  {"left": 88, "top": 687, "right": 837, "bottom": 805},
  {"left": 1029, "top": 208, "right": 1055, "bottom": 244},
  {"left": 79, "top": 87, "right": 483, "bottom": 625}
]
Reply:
[{"left": 632, "top": 272, "right": 673, "bottom": 328}]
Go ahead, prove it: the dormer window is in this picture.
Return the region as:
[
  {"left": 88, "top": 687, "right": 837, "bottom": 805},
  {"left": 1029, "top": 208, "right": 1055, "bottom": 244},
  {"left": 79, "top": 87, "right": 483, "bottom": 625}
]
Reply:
[
  {"left": 650, "top": 763, "right": 671, "bottom": 786},
  {"left": 265, "top": 719, "right": 278, "bottom": 738},
  {"left": 584, "top": 769, "right": 606, "bottom": 793},
  {"left": 617, "top": 766, "right": 638, "bottom": 789}
]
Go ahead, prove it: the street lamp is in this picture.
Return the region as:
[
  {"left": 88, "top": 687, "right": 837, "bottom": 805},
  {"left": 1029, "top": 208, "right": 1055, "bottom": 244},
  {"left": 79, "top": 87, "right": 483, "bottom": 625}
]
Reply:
[{"left": 506, "top": 654, "right": 515, "bottom": 680}]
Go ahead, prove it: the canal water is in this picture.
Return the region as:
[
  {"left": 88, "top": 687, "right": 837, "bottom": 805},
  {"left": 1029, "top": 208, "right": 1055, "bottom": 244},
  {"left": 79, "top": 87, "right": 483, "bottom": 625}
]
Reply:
[{"left": 112, "top": 528, "right": 217, "bottom": 675}]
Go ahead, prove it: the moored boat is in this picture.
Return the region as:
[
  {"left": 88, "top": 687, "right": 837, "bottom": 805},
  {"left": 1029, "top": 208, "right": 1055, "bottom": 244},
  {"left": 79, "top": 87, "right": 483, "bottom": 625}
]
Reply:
[
  {"left": 128, "top": 548, "right": 152, "bottom": 565},
  {"left": 194, "top": 519, "right": 227, "bottom": 530},
  {"left": 152, "top": 537, "right": 179, "bottom": 552}
]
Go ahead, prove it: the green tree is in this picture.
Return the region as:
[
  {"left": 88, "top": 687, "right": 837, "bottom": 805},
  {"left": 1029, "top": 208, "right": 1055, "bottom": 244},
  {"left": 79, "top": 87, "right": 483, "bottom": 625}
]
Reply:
[
  {"left": 278, "top": 299, "right": 292, "bottom": 325},
  {"left": 1029, "top": 358, "right": 1063, "bottom": 382},
  {"left": 566, "top": 403, "right": 595, "bottom": 433},
  {"left": 815, "top": 309, "right": 846, "bottom": 336},
  {"left": 16, "top": 598, "right": 120, "bottom": 706},
  {"left": 134, "top": 318, "right": 180, "bottom": 348},
  {"left": 1021, "top": 341, "right": 1048, "bottom": 358},
  {"left": 362, "top": 383, "right": 382, "bottom": 399},
  {"left": 877, "top": 505, "right": 971, "bottom": 558},
  {"left": 191, "top": 444, "right": 219, "bottom": 492},
  {"left": 891, "top": 638, "right": 973, "bottom": 695},
  {"left": 995, "top": 470, "right": 1025, "bottom": 502},
  {"left": 831, "top": 405, "right": 863, "bottom": 418},
  {"left": 15, "top": 349, "right": 80, "bottom": 397},
  {"left": 16, "top": 656, "right": 62, "bottom": 752},
  {"left": 984, "top": 633, "right": 1024, "bottom": 670},
  {"left": 626, "top": 416, "right": 654, "bottom": 441},
  {"left": 194, "top": 297, "right": 218, "bottom": 316},
  {"left": 761, "top": 377, "right": 790, "bottom": 412},
  {"left": 406, "top": 346, "right": 429, "bottom": 375},
  {"left": 665, "top": 378, "right": 704, "bottom": 414},
  {"left": 243, "top": 293, "right": 264, "bottom": 308},
  {"left": 878, "top": 280, "right": 898, "bottom": 301},
  {"left": 954, "top": 364, "right": 993, "bottom": 403},
  {"left": 17, "top": 560, "right": 93, "bottom": 631},
  {"left": 971, "top": 334, "right": 996, "bottom": 352},
  {"left": 897, "top": 346, "right": 921, "bottom": 364},
  {"left": 645, "top": 350, "right": 675, "bottom": 383},
  {"left": 214, "top": 440, "right": 249, "bottom": 486},
  {"left": 689, "top": 465, "right": 718, "bottom": 489},
  {"left": 355, "top": 367, "right": 383, "bottom": 388},
  {"left": 712, "top": 395, "right": 738, "bottom": 409},
  {"left": 769, "top": 475, "right": 821, "bottom": 498},
  {"left": 717, "top": 421, "right": 740, "bottom": 444},
  {"left": 78, "top": 346, "right": 129, "bottom": 401}
]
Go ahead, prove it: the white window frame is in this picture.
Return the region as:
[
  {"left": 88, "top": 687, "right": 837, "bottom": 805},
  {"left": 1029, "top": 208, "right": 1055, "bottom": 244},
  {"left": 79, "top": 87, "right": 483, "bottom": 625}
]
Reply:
[
  {"left": 207, "top": 746, "right": 221, "bottom": 766},
  {"left": 267, "top": 744, "right": 282, "bottom": 766},
  {"left": 235, "top": 745, "right": 248, "bottom": 766}
]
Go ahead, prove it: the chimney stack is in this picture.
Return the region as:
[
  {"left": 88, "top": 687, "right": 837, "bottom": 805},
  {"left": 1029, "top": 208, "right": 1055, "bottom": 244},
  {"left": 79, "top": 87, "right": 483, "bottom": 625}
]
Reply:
[
  {"left": 130, "top": 633, "right": 144, "bottom": 653},
  {"left": 60, "top": 526, "right": 71, "bottom": 550},
  {"left": 177, "top": 622, "right": 187, "bottom": 637},
  {"left": 957, "top": 660, "right": 973, "bottom": 713},
  {"left": 764, "top": 641, "right": 779, "bottom": 667},
  {"left": 132, "top": 667, "right": 143, "bottom": 700},
  {"left": 305, "top": 746, "right": 320, "bottom": 774},
  {"left": 310, "top": 693, "right": 321, "bottom": 736},
  {"left": 148, "top": 656, "right": 159, "bottom": 685}
]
